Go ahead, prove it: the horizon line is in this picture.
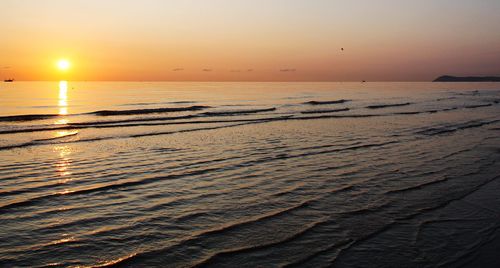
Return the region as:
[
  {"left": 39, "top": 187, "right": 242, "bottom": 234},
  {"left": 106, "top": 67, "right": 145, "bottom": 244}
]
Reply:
[{"left": 5, "top": 79, "right": 440, "bottom": 83}]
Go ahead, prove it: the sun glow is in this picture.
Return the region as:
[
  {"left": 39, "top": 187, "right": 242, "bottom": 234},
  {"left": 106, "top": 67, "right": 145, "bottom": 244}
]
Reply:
[{"left": 57, "top": 59, "right": 71, "bottom": 71}]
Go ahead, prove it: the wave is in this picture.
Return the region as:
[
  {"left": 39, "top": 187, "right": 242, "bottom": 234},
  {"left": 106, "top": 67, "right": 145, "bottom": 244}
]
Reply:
[
  {"left": 436, "top": 97, "right": 457, "bottom": 101},
  {"left": 201, "top": 200, "right": 315, "bottom": 238},
  {"left": 201, "top": 107, "right": 277, "bottom": 116},
  {"left": 192, "top": 219, "right": 331, "bottom": 267},
  {"left": 464, "top": 104, "right": 493, "bottom": 109},
  {"left": 0, "top": 176, "right": 81, "bottom": 198},
  {"left": 301, "top": 108, "right": 350, "bottom": 114},
  {"left": 120, "top": 101, "right": 196, "bottom": 106},
  {"left": 0, "top": 115, "right": 295, "bottom": 136},
  {"left": 270, "top": 184, "right": 306, "bottom": 197},
  {"left": 0, "top": 102, "right": 482, "bottom": 137},
  {"left": 193, "top": 194, "right": 380, "bottom": 267},
  {"left": 172, "top": 211, "right": 216, "bottom": 224},
  {"left": 0, "top": 105, "right": 209, "bottom": 123},
  {"left": 89, "top": 253, "right": 139, "bottom": 268},
  {"left": 0, "top": 163, "right": 225, "bottom": 212},
  {"left": 417, "top": 119, "right": 500, "bottom": 136},
  {"left": 0, "top": 131, "right": 79, "bottom": 151},
  {"left": 283, "top": 238, "right": 354, "bottom": 268},
  {"left": 332, "top": 172, "right": 500, "bottom": 267},
  {"left": 0, "top": 114, "right": 59, "bottom": 122},
  {"left": 69, "top": 115, "right": 198, "bottom": 126},
  {"left": 293, "top": 114, "right": 382, "bottom": 120},
  {"left": 33, "top": 131, "right": 79, "bottom": 142},
  {"left": 393, "top": 107, "right": 456, "bottom": 116},
  {"left": 0, "top": 113, "right": 389, "bottom": 138},
  {"left": 454, "top": 90, "right": 480, "bottom": 96},
  {"left": 91, "top": 105, "right": 210, "bottom": 116},
  {"left": 394, "top": 111, "right": 420, "bottom": 115},
  {"left": 2, "top": 121, "right": 321, "bottom": 207},
  {"left": 95, "top": 199, "right": 321, "bottom": 267},
  {"left": 386, "top": 156, "right": 490, "bottom": 196},
  {"left": 337, "top": 200, "right": 392, "bottom": 216},
  {"left": 304, "top": 99, "right": 351, "bottom": 105},
  {"left": 366, "top": 102, "right": 412, "bottom": 109},
  {"left": 67, "top": 108, "right": 276, "bottom": 126},
  {"left": 0, "top": 106, "right": 447, "bottom": 138},
  {"left": 0, "top": 107, "right": 489, "bottom": 151},
  {"left": 0, "top": 121, "right": 264, "bottom": 151},
  {"left": 385, "top": 176, "right": 450, "bottom": 194}
]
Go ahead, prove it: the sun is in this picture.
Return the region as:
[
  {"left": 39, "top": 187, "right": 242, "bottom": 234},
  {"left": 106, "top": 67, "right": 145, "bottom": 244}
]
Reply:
[{"left": 57, "top": 59, "right": 71, "bottom": 71}]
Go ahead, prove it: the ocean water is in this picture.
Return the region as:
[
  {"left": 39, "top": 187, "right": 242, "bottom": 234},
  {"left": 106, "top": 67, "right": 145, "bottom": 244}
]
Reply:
[{"left": 0, "top": 82, "right": 499, "bottom": 267}]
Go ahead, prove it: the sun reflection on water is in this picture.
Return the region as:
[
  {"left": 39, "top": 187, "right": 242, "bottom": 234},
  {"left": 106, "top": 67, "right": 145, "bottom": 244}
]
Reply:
[
  {"left": 53, "top": 80, "right": 77, "bottom": 185},
  {"left": 55, "top": 118, "right": 69, "bottom": 125},
  {"left": 55, "top": 81, "right": 69, "bottom": 124},
  {"left": 55, "top": 130, "right": 78, "bottom": 138},
  {"left": 58, "top": 81, "right": 68, "bottom": 116},
  {"left": 54, "top": 145, "right": 73, "bottom": 184}
]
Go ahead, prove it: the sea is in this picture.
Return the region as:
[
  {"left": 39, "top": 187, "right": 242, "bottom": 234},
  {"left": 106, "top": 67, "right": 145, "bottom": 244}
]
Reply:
[{"left": 0, "top": 82, "right": 499, "bottom": 267}]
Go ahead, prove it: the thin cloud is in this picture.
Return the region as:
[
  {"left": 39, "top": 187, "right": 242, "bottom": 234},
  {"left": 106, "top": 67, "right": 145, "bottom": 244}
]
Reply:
[
  {"left": 280, "top": 68, "right": 296, "bottom": 72},
  {"left": 202, "top": 69, "right": 213, "bottom": 72},
  {"left": 172, "top": 68, "right": 184, "bottom": 71}
]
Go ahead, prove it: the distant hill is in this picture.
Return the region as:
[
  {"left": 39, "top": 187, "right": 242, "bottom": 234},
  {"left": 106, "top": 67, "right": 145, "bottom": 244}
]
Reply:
[{"left": 433, "top": 75, "right": 500, "bottom": 82}]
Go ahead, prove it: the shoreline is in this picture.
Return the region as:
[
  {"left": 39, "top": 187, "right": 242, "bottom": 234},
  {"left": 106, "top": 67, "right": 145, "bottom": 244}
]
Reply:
[{"left": 454, "top": 178, "right": 500, "bottom": 267}]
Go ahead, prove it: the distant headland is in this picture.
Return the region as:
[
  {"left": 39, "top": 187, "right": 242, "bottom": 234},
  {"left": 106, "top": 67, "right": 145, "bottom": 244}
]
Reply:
[{"left": 433, "top": 75, "right": 500, "bottom": 82}]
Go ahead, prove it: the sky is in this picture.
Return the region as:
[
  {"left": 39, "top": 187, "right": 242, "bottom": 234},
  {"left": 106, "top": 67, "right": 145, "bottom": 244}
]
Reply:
[{"left": 1, "top": 0, "right": 500, "bottom": 81}]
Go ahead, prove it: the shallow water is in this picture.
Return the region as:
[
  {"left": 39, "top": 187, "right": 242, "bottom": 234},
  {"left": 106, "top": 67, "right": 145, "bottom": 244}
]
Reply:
[{"left": 0, "top": 82, "right": 499, "bottom": 267}]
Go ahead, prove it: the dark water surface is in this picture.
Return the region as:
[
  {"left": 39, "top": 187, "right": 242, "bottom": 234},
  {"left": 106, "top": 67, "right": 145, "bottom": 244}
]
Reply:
[{"left": 0, "top": 82, "right": 499, "bottom": 267}]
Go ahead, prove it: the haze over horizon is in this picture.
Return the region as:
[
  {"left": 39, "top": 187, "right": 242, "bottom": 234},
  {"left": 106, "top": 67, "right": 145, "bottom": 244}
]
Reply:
[{"left": 1, "top": 0, "right": 500, "bottom": 81}]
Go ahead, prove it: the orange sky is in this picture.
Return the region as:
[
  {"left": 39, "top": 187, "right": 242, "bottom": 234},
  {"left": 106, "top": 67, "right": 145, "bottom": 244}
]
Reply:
[{"left": 1, "top": 0, "right": 500, "bottom": 81}]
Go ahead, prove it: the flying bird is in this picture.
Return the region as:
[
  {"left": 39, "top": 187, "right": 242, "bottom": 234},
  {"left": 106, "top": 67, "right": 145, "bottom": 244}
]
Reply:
[{"left": 341, "top": 48, "right": 344, "bottom": 51}]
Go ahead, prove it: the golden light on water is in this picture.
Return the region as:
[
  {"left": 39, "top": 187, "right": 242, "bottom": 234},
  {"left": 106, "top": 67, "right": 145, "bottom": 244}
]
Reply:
[
  {"left": 55, "top": 130, "right": 78, "bottom": 138},
  {"left": 55, "top": 118, "right": 69, "bottom": 125},
  {"left": 53, "top": 145, "right": 73, "bottom": 184},
  {"left": 58, "top": 81, "right": 68, "bottom": 116}
]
